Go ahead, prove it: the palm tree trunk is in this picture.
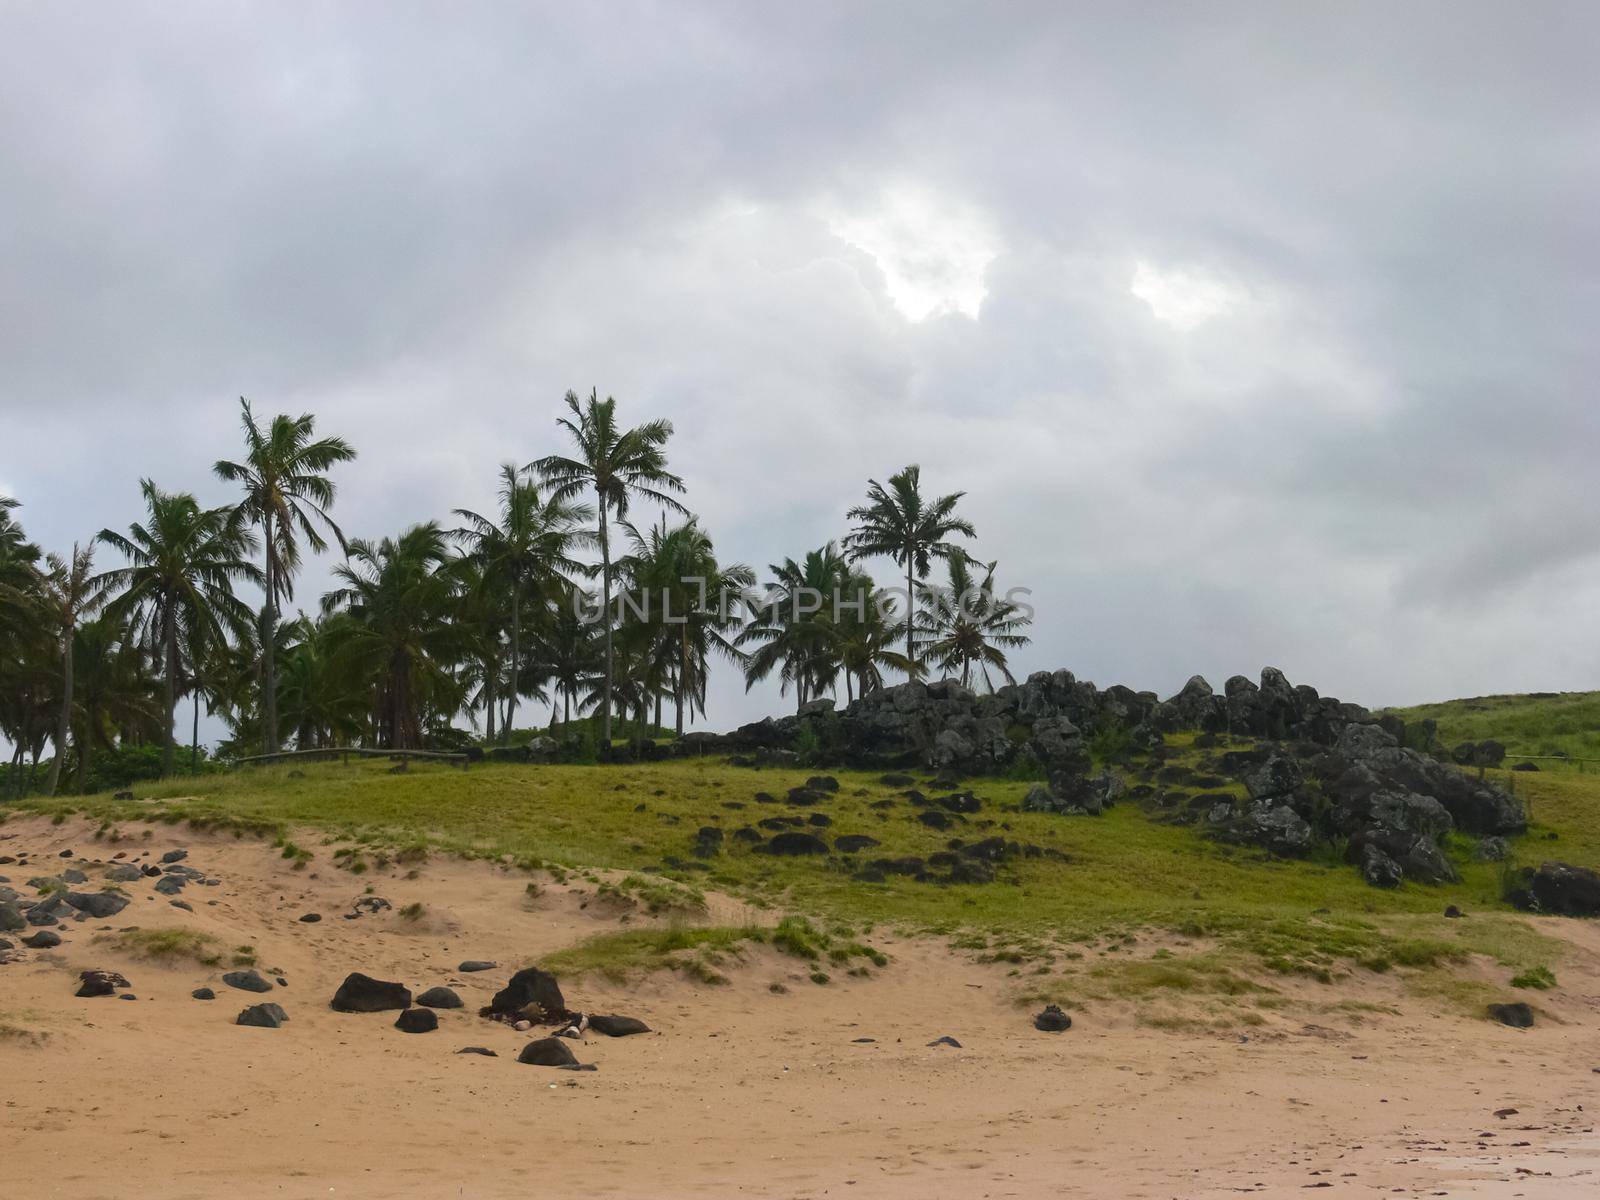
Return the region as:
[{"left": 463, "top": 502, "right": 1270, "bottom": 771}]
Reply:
[
  {"left": 191, "top": 684, "right": 200, "bottom": 773},
  {"left": 675, "top": 627, "right": 687, "bottom": 737},
  {"left": 262, "top": 512, "right": 278, "bottom": 754},
  {"left": 162, "top": 606, "right": 178, "bottom": 777},
  {"left": 45, "top": 629, "right": 73, "bottom": 795},
  {"left": 507, "top": 584, "right": 520, "bottom": 741},
  {"left": 598, "top": 500, "right": 613, "bottom": 748},
  {"left": 484, "top": 662, "right": 496, "bottom": 742},
  {"left": 74, "top": 715, "right": 93, "bottom": 792},
  {"left": 905, "top": 559, "right": 916, "bottom": 676}
]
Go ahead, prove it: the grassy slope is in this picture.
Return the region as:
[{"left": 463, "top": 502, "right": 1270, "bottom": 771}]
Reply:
[
  {"left": 1388, "top": 690, "right": 1600, "bottom": 763},
  {"left": 15, "top": 722, "right": 1595, "bottom": 1012}
]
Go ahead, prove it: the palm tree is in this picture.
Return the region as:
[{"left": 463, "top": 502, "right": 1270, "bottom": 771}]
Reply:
[
  {"left": 531, "top": 389, "right": 687, "bottom": 747},
  {"left": 320, "top": 522, "right": 468, "bottom": 749},
  {"left": 739, "top": 543, "right": 853, "bottom": 712},
  {"left": 96, "top": 481, "right": 262, "bottom": 776},
  {"left": 38, "top": 543, "right": 108, "bottom": 794},
  {"left": 214, "top": 398, "right": 356, "bottom": 756},
  {"left": 275, "top": 613, "right": 368, "bottom": 750},
  {"left": 0, "top": 496, "right": 41, "bottom": 649},
  {"left": 70, "top": 615, "right": 159, "bottom": 791},
  {"left": 844, "top": 464, "right": 976, "bottom": 671},
  {"left": 913, "top": 557, "right": 1032, "bottom": 690},
  {"left": 618, "top": 517, "right": 753, "bottom": 736},
  {"left": 453, "top": 463, "right": 591, "bottom": 741},
  {"left": 543, "top": 590, "right": 599, "bottom": 729},
  {"left": 827, "top": 567, "right": 916, "bottom": 703}
]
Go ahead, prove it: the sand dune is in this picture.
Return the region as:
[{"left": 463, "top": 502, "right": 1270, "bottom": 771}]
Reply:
[{"left": 2, "top": 814, "right": 1596, "bottom": 1199}]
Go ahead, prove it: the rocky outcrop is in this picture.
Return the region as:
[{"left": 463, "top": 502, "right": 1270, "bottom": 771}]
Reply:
[{"left": 1508, "top": 862, "right": 1600, "bottom": 916}]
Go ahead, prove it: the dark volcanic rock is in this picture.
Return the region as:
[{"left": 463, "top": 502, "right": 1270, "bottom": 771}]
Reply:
[
  {"left": 75, "top": 969, "right": 131, "bottom": 997},
  {"left": 805, "top": 775, "right": 840, "bottom": 793},
  {"left": 879, "top": 773, "right": 915, "bottom": 787},
  {"left": 0, "top": 901, "right": 23, "bottom": 932},
  {"left": 22, "top": 929, "right": 62, "bottom": 949},
  {"left": 456, "top": 1046, "right": 499, "bottom": 1056},
  {"left": 298, "top": 913, "right": 322, "bottom": 923},
  {"left": 330, "top": 972, "right": 413, "bottom": 1012},
  {"left": 588, "top": 1014, "right": 651, "bottom": 1037},
  {"left": 1033, "top": 1004, "right": 1072, "bottom": 1032},
  {"left": 927, "top": 1036, "right": 962, "bottom": 1048},
  {"left": 161, "top": 849, "right": 188, "bottom": 864},
  {"left": 417, "top": 986, "right": 463, "bottom": 1009},
  {"left": 64, "top": 891, "right": 130, "bottom": 919},
  {"left": 223, "top": 969, "right": 273, "bottom": 994},
  {"left": 488, "top": 966, "right": 566, "bottom": 1020},
  {"left": 833, "top": 834, "right": 882, "bottom": 854},
  {"left": 762, "top": 831, "right": 830, "bottom": 856},
  {"left": 1510, "top": 862, "right": 1600, "bottom": 916},
  {"left": 785, "top": 787, "right": 826, "bottom": 806},
  {"left": 394, "top": 1007, "right": 439, "bottom": 1033},
  {"left": 1357, "top": 844, "right": 1404, "bottom": 889},
  {"left": 518, "top": 1036, "right": 579, "bottom": 1067},
  {"left": 916, "top": 809, "right": 953, "bottom": 830},
  {"left": 192, "top": 987, "right": 216, "bottom": 1000},
  {"left": 1487, "top": 1002, "right": 1534, "bottom": 1028},
  {"left": 237, "top": 1002, "right": 289, "bottom": 1028},
  {"left": 458, "top": 960, "right": 497, "bottom": 972},
  {"left": 154, "top": 875, "right": 186, "bottom": 895}
]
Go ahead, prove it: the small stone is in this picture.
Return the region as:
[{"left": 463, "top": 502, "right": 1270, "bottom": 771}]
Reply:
[
  {"left": 518, "top": 1037, "right": 579, "bottom": 1067},
  {"left": 222, "top": 969, "right": 273, "bottom": 994},
  {"left": 237, "top": 1002, "right": 288, "bottom": 1028},
  {"left": 75, "top": 969, "right": 131, "bottom": 997},
  {"left": 298, "top": 913, "right": 322, "bottom": 923},
  {"left": 192, "top": 987, "right": 216, "bottom": 1000},
  {"left": 927, "top": 1036, "right": 962, "bottom": 1048},
  {"left": 456, "top": 1046, "right": 499, "bottom": 1057},
  {"left": 1488, "top": 1002, "right": 1535, "bottom": 1028},
  {"left": 588, "top": 1014, "right": 650, "bottom": 1037},
  {"left": 161, "top": 849, "right": 188, "bottom": 864},
  {"left": 1033, "top": 1004, "right": 1072, "bottom": 1032},
  {"left": 513, "top": 1020, "right": 532, "bottom": 1032},
  {"left": 416, "top": 986, "right": 463, "bottom": 1009},
  {"left": 1444, "top": 905, "right": 1464, "bottom": 918},
  {"left": 458, "top": 960, "right": 496, "bottom": 972},
  {"left": 394, "top": 1007, "right": 439, "bottom": 1033}
]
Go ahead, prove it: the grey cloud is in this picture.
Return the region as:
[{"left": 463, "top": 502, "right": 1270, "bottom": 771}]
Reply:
[{"left": 3, "top": 0, "right": 1598, "bottom": 737}]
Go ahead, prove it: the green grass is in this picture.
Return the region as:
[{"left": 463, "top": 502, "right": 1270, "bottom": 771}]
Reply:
[
  {"left": 1386, "top": 690, "right": 1600, "bottom": 765},
  {"left": 106, "top": 927, "right": 223, "bottom": 965},
  {"left": 20, "top": 715, "right": 1599, "bottom": 1004},
  {"left": 539, "top": 925, "right": 766, "bottom": 983}
]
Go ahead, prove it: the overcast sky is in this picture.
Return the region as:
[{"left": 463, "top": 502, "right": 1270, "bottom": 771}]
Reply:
[{"left": 3, "top": 1, "right": 1597, "bottom": 739}]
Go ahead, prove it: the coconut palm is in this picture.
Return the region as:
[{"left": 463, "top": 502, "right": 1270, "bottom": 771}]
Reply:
[
  {"left": 275, "top": 613, "right": 368, "bottom": 750},
  {"left": 827, "top": 567, "right": 916, "bottom": 703},
  {"left": 542, "top": 590, "right": 599, "bottom": 729},
  {"left": 0, "top": 495, "right": 40, "bottom": 637},
  {"left": 618, "top": 517, "right": 753, "bottom": 735},
  {"left": 739, "top": 543, "right": 853, "bottom": 712},
  {"left": 95, "top": 481, "right": 262, "bottom": 776},
  {"left": 913, "top": 556, "right": 1032, "bottom": 690},
  {"left": 70, "top": 615, "right": 159, "bottom": 791},
  {"left": 320, "top": 522, "right": 468, "bottom": 749},
  {"left": 453, "top": 463, "right": 591, "bottom": 740},
  {"left": 214, "top": 398, "right": 356, "bottom": 755},
  {"left": 530, "top": 389, "right": 687, "bottom": 746},
  {"left": 37, "top": 543, "right": 108, "bottom": 793},
  {"left": 844, "top": 464, "right": 976, "bottom": 671}
]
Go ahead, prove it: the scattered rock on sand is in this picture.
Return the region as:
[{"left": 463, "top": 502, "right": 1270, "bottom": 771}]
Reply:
[
  {"left": 1488, "top": 1002, "right": 1535, "bottom": 1028},
  {"left": 154, "top": 876, "right": 186, "bottom": 895},
  {"left": 298, "top": 913, "right": 322, "bottom": 923},
  {"left": 22, "top": 930, "right": 61, "bottom": 949},
  {"left": 927, "top": 1036, "right": 962, "bottom": 1048},
  {"left": 330, "top": 972, "right": 413, "bottom": 1012},
  {"left": 1033, "top": 1004, "right": 1072, "bottom": 1032},
  {"left": 488, "top": 967, "right": 565, "bottom": 1020},
  {"left": 458, "top": 960, "right": 497, "bottom": 972},
  {"left": 64, "top": 891, "right": 130, "bottom": 919},
  {"left": 456, "top": 1046, "right": 498, "bottom": 1056},
  {"left": 105, "top": 864, "right": 142, "bottom": 882},
  {"left": 223, "top": 969, "right": 273, "bottom": 994},
  {"left": 161, "top": 849, "right": 188, "bottom": 864},
  {"left": 394, "top": 1007, "right": 439, "bottom": 1033},
  {"left": 517, "top": 1037, "right": 579, "bottom": 1067},
  {"left": 0, "top": 900, "right": 25, "bottom": 931},
  {"left": 588, "top": 1014, "right": 650, "bottom": 1037},
  {"left": 416, "top": 986, "right": 463, "bottom": 1009},
  {"left": 192, "top": 987, "right": 216, "bottom": 1000},
  {"left": 237, "top": 1002, "right": 288, "bottom": 1028},
  {"left": 75, "top": 969, "right": 132, "bottom": 998}
]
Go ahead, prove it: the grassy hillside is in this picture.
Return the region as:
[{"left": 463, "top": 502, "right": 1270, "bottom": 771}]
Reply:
[{"left": 1387, "top": 690, "right": 1600, "bottom": 765}]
